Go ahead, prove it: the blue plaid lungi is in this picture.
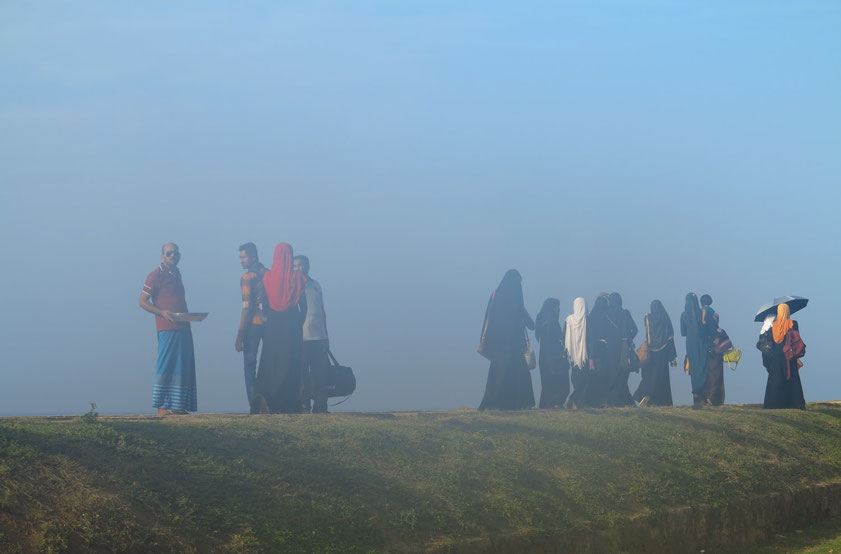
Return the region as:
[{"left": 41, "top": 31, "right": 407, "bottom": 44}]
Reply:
[{"left": 153, "top": 328, "right": 198, "bottom": 412}]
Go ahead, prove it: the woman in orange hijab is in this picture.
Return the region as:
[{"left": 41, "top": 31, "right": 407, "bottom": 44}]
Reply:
[
  {"left": 253, "top": 243, "right": 308, "bottom": 413},
  {"left": 762, "top": 303, "right": 806, "bottom": 409}
]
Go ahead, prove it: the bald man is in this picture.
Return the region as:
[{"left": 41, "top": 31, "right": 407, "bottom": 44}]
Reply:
[{"left": 139, "top": 243, "right": 198, "bottom": 415}]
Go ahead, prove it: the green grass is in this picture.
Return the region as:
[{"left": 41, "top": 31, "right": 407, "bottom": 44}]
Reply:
[{"left": 4, "top": 403, "right": 841, "bottom": 552}]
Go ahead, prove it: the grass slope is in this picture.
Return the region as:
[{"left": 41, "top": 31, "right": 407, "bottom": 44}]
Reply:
[{"left": 3, "top": 403, "right": 841, "bottom": 553}]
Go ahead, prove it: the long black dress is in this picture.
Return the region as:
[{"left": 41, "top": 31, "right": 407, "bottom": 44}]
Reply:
[
  {"left": 586, "top": 296, "right": 612, "bottom": 407},
  {"left": 479, "top": 270, "right": 535, "bottom": 411},
  {"left": 604, "top": 293, "right": 636, "bottom": 407},
  {"left": 536, "top": 299, "right": 570, "bottom": 409},
  {"left": 253, "top": 297, "right": 307, "bottom": 414},
  {"left": 762, "top": 322, "right": 806, "bottom": 409},
  {"left": 633, "top": 300, "right": 677, "bottom": 406}
]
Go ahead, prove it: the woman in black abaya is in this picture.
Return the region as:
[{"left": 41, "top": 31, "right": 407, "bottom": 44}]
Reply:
[
  {"left": 478, "top": 270, "right": 535, "bottom": 410},
  {"left": 762, "top": 303, "right": 806, "bottom": 409},
  {"left": 586, "top": 295, "right": 612, "bottom": 408},
  {"left": 535, "top": 298, "right": 570, "bottom": 409},
  {"left": 633, "top": 300, "right": 677, "bottom": 406},
  {"left": 604, "top": 292, "right": 637, "bottom": 407}
]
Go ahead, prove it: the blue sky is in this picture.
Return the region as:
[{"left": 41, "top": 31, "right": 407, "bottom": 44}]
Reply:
[{"left": 1, "top": 1, "right": 839, "bottom": 414}]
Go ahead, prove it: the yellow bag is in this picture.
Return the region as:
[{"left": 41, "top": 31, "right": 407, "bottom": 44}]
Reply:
[{"left": 722, "top": 348, "right": 742, "bottom": 370}]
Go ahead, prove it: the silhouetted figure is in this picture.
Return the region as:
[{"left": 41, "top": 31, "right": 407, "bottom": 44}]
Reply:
[
  {"left": 604, "top": 292, "right": 637, "bottom": 407},
  {"left": 478, "top": 270, "right": 535, "bottom": 411},
  {"left": 586, "top": 295, "right": 612, "bottom": 407},
  {"left": 535, "top": 298, "right": 570, "bottom": 409},
  {"left": 681, "top": 293, "right": 708, "bottom": 408},
  {"left": 253, "top": 243, "right": 307, "bottom": 414},
  {"left": 633, "top": 300, "right": 677, "bottom": 406}
]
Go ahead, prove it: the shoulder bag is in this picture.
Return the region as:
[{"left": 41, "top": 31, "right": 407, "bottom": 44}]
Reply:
[
  {"left": 636, "top": 315, "right": 650, "bottom": 367},
  {"left": 783, "top": 328, "right": 806, "bottom": 361},
  {"left": 524, "top": 331, "right": 537, "bottom": 370},
  {"left": 326, "top": 349, "right": 356, "bottom": 399},
  {"left": 756, "top": 333, "right": 774, "bottom": 354}
]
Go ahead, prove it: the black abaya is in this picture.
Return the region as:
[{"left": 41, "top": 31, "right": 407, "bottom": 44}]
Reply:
[
  {"left": 254, "top": 302, "right": 306, "bottom": 414},
  {"left": 762, "top": 324, "right": 806, "bottom": 409}
]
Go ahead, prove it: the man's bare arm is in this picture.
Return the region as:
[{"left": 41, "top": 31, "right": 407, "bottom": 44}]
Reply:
[
  {"left": 139, "top": 291, "right": 175, "bottom": 322},
  {"left": 235, "top": 303, "right": 251, "bottom": 352}
]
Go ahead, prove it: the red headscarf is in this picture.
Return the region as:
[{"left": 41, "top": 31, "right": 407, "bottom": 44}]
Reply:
[{"left": 262, "top": 243, "right": 307, "bottom": 312}]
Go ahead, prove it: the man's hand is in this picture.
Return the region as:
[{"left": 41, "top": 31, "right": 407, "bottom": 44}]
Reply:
[
  {"left": 235, "top": 333, "right": 244, "bottom": 352},
  {"left": 160, "top": 310, "right": 176, "bottom": 323}
]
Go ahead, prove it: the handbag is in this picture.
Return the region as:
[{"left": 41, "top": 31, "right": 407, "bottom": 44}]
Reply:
[
  {"left": 756, "top": 333, "right": 774, "bottom": 354},
  {"left": 325, "top": 350, "right": 356, "bottom": 398},
  {"left": 622, "top": 339, "right": 640, "bottom": 373},
  {"left": 636, "top": 315, "right": 650, "bottom": 366},
  {"left": 722, "top": 348, "right": 742, "bottom": 370},
  {"left": 524, "top": 333, "right": 537, "bottom": 370}
]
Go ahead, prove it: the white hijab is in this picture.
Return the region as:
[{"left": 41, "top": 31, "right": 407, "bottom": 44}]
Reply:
[
  {"left": 760, "top": 313, "right": 775, "bottom": 334},
  {"left": 565, "top": 297, "right": 588, "bottom": 368}
]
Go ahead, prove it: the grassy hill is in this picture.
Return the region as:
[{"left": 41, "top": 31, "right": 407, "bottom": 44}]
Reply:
[{"left": 3, "top": 403, "right": 841, "bottom": 553}]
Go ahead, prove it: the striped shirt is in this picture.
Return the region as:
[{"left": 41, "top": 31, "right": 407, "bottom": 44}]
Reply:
[{"left": 241, "top": 263, "right": 268, "bottom": 325}]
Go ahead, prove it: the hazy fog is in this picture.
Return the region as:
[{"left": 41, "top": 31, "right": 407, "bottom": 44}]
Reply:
[{"left": 1, "top": 2, "right": 839, "bottom": 415}]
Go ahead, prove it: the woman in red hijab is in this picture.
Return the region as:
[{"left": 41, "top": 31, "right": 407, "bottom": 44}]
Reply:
[{"left": 253, "top": 243, "right": 308, "bottom": 413}]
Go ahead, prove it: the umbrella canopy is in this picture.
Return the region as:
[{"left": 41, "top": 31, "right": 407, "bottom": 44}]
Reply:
[{"left": 754, "top": 296, "right": 809, "bottom": 322}]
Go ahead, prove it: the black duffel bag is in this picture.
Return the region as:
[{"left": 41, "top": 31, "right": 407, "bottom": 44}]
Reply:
[{"left": 326, "top": 350, "right": 356, "bottom": 398}]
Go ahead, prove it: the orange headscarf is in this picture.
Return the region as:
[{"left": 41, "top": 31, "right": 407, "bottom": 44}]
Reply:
[
  {"left": 772, "top": 303, "right": 793, "bottom": 344},
  {"left": 262, "top": 243, "right": 307, "bottom": 312}
]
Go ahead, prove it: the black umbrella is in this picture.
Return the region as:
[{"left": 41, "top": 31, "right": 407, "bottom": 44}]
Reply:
[{"left": 754, "top": 296, "right": 809, "bottom": 322}]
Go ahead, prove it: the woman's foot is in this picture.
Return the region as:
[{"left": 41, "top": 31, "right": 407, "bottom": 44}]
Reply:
[{"left": 692, "top": 394, "right": 704, "bottom": 409}]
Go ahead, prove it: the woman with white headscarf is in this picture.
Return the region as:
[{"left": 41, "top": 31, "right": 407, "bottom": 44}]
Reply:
[{"left": 565, "top": 297, "right": 590, "bottom": 408}]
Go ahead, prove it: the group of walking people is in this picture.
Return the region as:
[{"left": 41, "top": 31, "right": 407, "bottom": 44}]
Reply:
[{"left": 477, "top": 270, "right": 807, "bottom": 411}]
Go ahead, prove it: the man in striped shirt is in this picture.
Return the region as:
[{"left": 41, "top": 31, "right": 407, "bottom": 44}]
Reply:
[{"left": 235, "top": 242, "right": 267, "bottom": 412}]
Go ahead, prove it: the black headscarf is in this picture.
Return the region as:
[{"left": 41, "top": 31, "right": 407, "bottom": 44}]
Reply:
[
  {"left": 535, "top": 298, "right": 561, "bottom": 344},
  {"left": 607, "top": 292, "right": 623, "bottom": 318},
  {"left": 607, "top": 292, "right": 637, "bottom": 341},
  {"left": 587, "top": 295, "right": 610, "bottom": 342},
  {"left": 682, "top": 293, "right": 702, "bottom": 336},
  {"left": 647, "top": 300, "right": 674, "bottom": 349},
  {"left": 480, "top": 269, "right": 528, "bottom": 351}
]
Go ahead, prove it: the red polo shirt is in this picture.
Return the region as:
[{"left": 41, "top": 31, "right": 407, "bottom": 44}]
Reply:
[{"left": 143, "top": 264, "right": 189, "bottom": 332}]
